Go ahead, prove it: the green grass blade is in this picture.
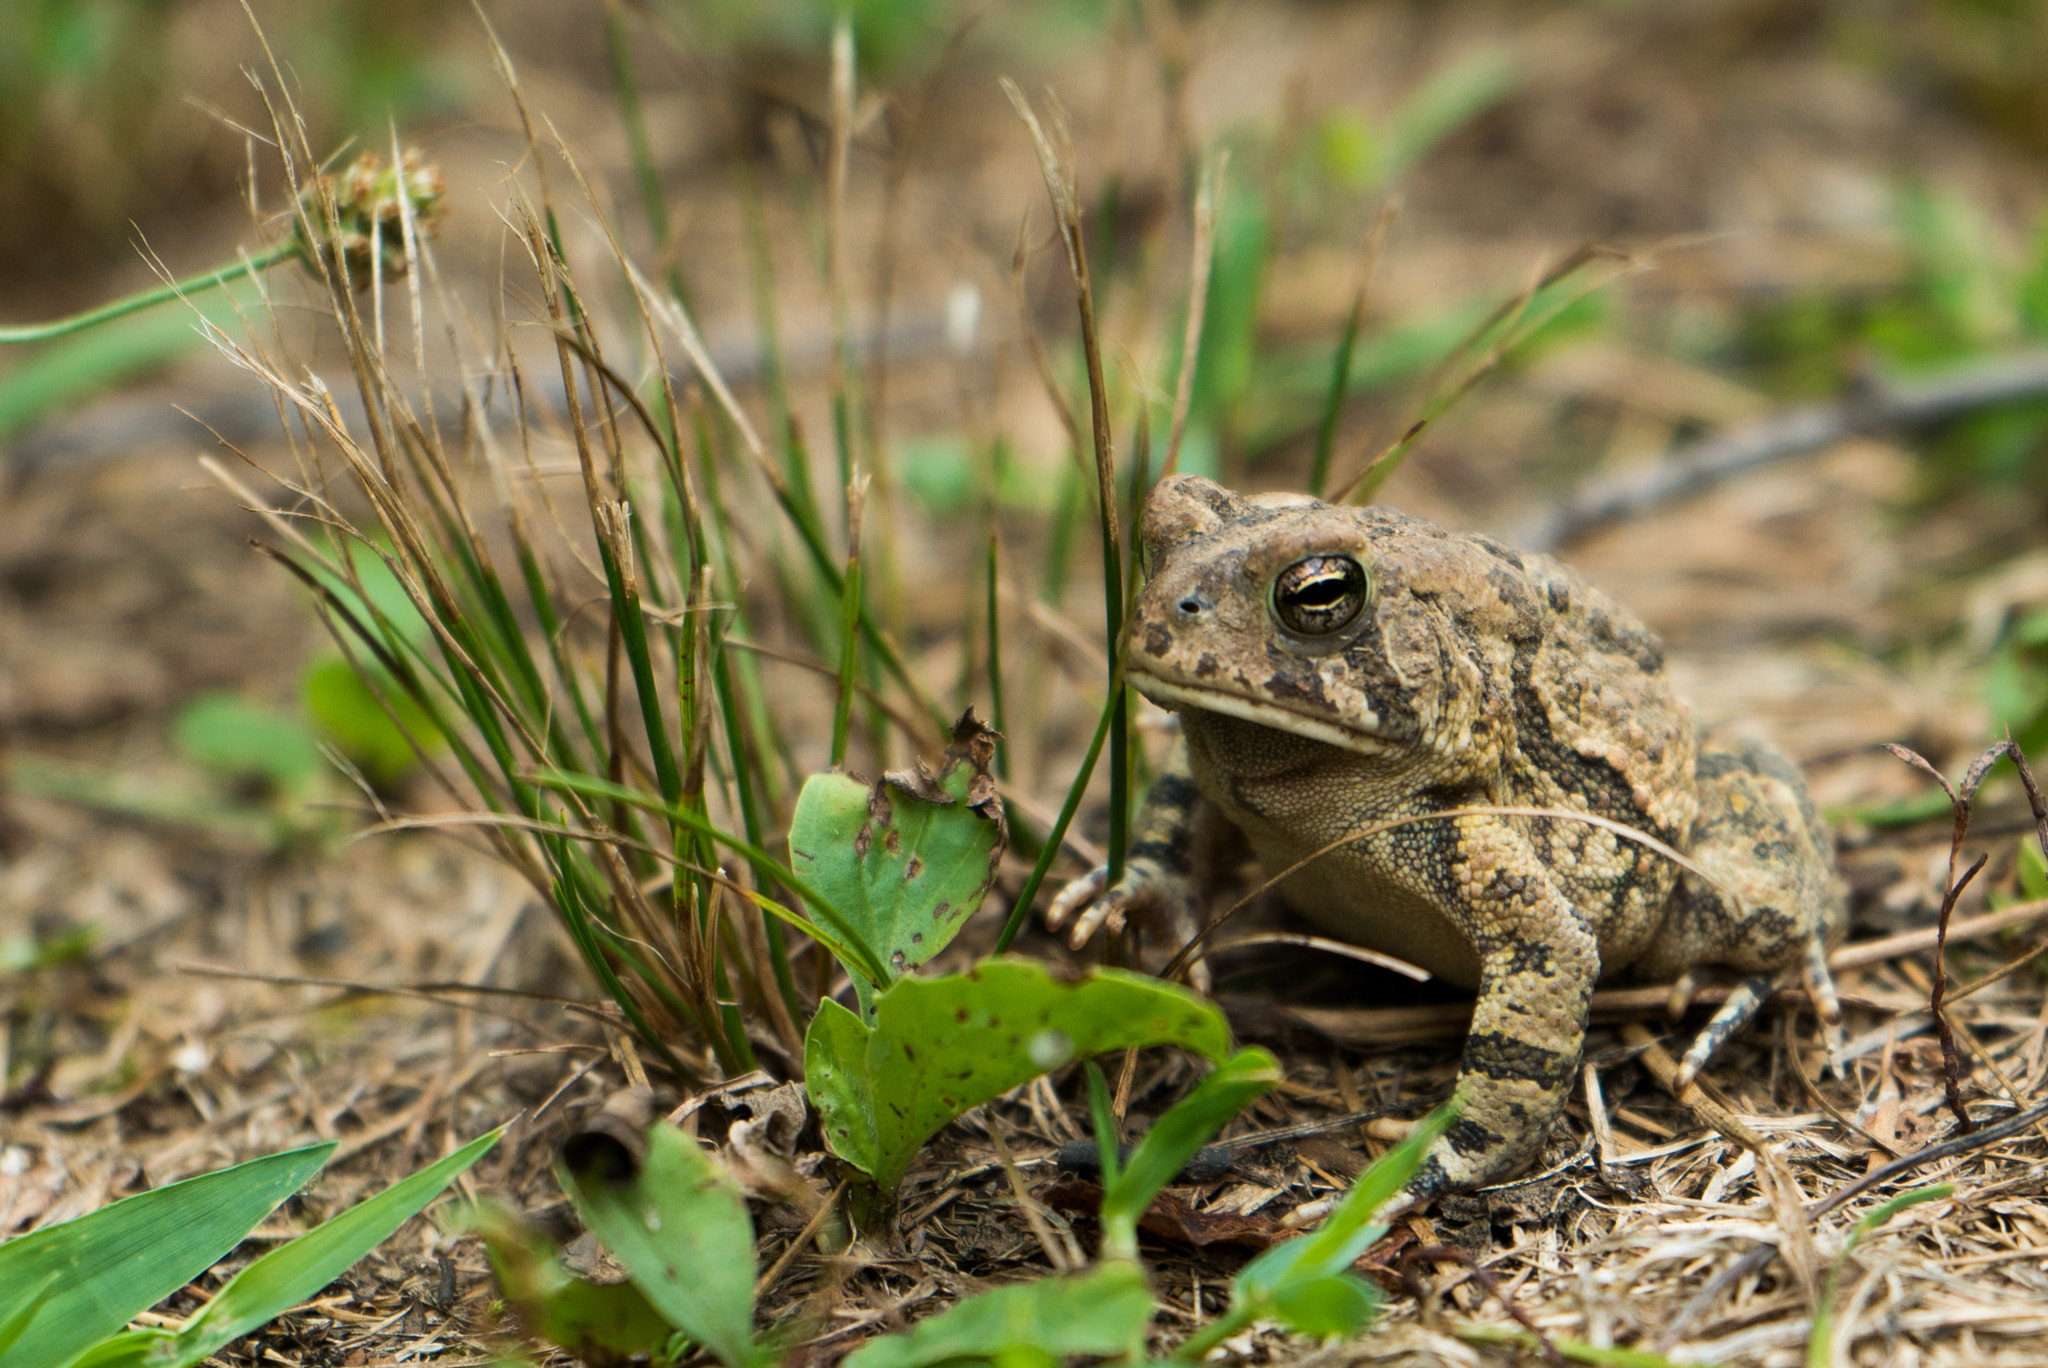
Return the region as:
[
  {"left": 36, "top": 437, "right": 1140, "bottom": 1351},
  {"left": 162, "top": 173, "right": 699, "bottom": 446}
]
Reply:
[
  {"left": 830, "top": 486, "right": 865, "bottom": 767},
  {"left": 993, "top": 690, "right": 1115, "bottom": 953},
  {"left": 1100, "top": 1048, "right": 1282, "bottom": 1259},
  {"left": 532, "top": 769, "right": 892, "bottom": 987},
  {"left": 842, "top": 1262, "right": 1152, "bottom": 1368},
  {"left": 597, "top": 527, "right": 684, "bottom": 810},
  {"left": 0, "top": 1141, "right": 334, "bottom": 1368},
  {"left": 984, "top": 534, "right": 1008, "bottom": 780},
  {"left": 136, "top": 1127, "right": 504, "bottom": 1368},
  {"left": 1309, "top": 277, "right": 1368, "bottom": 499}
]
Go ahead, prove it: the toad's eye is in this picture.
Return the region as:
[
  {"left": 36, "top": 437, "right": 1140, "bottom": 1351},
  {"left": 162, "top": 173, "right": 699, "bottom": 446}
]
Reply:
[{"left": 1272, "top": 554, "right": 1371, "bottom": 635}]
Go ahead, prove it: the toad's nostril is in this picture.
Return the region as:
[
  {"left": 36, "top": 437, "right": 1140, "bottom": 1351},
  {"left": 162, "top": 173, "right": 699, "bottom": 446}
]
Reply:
[{"left": 1179, "top": 597, "right": 1203, "bottom": 615}]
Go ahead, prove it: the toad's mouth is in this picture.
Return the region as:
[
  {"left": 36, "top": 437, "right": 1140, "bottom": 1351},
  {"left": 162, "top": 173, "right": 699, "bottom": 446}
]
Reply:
[{"left": 1125, "top": 663, "right": 1394, "bottom": 756}]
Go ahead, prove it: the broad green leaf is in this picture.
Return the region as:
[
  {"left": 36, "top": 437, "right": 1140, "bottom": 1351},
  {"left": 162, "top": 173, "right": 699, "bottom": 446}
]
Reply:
[
  {"left": 1101, "top": 1048, "right": 1282, "bottom": 1242},
  {"left": 560, "top": 1124, "right": 759, "bottom": 1368},
  {"left": 63, "top": 1329, "right": 173, "bottom": 1368},
  {"left": 0, "top": 1140, "right": 334, "bottom": 1368},
  {"left": 842, "top": 1261, "right": 1154, "bottom": 1368},
  {"left": 1268, "top": 1273, "right": 1378, "bottom": 1339},
  {"left": 172, "top": 693, "right": 325, "bottom": 794},
  {"left": 90, "top": 1127, "right": 503, "bottom": 1368},
  {"left": 788, "top": 714, "right": 1005, "bottom": 992},
  {"left": 0, "top": 1276, "right": 55, "bottom": 1358},
  {"left": 806, "top": 958, "right": 1232, "bottom": 1193},
  {"left": 301, "top": 654, "right": 439, "bottom": 785},
  {"left": 464, "top": 1200, "right": 678, "bottom": 1362},
  {"left": 806, "top": 998, "right": 883, "bottom": 1180}
]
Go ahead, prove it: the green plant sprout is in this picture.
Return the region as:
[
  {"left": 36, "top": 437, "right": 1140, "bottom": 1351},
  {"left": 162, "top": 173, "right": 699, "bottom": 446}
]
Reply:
[
  {"left": 1806, "top": 1184, "right": 1954, "bottom": 1368},
  {"left": 477, "top": 1070, "right": 1458, "bottom": 1368}
]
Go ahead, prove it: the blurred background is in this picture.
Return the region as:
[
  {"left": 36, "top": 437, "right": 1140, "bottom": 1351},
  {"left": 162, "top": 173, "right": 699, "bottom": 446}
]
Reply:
[{"left": 5, "top": 0, "right": 2048, "bottom": 1320}]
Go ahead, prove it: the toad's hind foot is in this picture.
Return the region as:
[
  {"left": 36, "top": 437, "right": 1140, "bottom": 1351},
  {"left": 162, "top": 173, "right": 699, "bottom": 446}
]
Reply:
[
  {"left": 1672, "top": 970, "right": 1777, "bottom": 1093},
  {"left": 1669, "top": 931, "right": 1845, "bottom": 1092}
]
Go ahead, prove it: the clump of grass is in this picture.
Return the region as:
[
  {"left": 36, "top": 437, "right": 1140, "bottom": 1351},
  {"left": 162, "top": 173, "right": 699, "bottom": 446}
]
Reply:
[{"left": 205, "top": 33, "right": 844, "bottom": 1079}]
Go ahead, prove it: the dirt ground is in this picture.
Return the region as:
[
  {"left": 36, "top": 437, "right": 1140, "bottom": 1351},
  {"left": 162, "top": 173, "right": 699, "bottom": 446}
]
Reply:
[{"left": 7, "top": 2, "right": 2048, "bottom": 1365}]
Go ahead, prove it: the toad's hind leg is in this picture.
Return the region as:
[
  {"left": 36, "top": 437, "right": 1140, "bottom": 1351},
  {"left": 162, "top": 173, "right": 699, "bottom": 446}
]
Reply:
[{"left": 1636, "top": 733, "right": 1846, "bottom": 1088}]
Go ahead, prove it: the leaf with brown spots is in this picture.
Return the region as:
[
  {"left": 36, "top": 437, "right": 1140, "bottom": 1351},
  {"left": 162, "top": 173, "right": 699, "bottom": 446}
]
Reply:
[
  {"left": 804, "top": 959, "right": 1231, "bottom": 1195},
  {"left": 789, "top": 711, "right": 1007, "bottom": 1008}
]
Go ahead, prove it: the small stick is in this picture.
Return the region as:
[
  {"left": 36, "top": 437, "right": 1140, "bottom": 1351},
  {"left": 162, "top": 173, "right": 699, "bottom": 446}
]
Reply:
[
  {"left": 754, "top": 1180, "right": 848, "bottom": 1299},
  {"left": 1399, "top": 1244, "right": 1564, "bottom": 1368},
  {"left": 1809, "top": 1091, "right": 2048, "bottom": 1220},
  {"left": 1782, "top": 1012, "right": 1905, "bottom": 1160},
  {"left": 1582, "top": 1061, "right": 1617, "bottom": 1177},
  {"left": 986, "top": 1108, "right": 1073, "bottom": 1272}
]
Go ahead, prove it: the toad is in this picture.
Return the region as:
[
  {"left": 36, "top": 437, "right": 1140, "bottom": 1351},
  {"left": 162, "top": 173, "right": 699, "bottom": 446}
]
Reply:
[{"left": 1050, "top": 476, "right": 1843, "bottom": 1209}]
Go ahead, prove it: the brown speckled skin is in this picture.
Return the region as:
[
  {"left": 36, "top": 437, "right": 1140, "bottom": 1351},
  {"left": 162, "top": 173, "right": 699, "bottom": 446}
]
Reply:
[{"left": 1073, "top": 476, "right": 1842, "bottom": 1208}]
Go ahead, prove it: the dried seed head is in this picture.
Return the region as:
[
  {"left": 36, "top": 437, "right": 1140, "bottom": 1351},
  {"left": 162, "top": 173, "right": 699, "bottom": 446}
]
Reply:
[{"left": 294, "top": 149, "right": 446, "bottom": 290}]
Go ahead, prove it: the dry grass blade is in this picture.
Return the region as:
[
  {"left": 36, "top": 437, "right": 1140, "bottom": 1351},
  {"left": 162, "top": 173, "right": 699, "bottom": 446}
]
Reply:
[{"left": 1163, "top": 151, "right": 1223, "bottom": 478}]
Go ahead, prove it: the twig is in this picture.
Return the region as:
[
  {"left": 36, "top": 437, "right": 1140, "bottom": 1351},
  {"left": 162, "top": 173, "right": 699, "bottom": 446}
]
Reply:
[
  {"left": 1782, "top": 1012, "right": 1905, "bottom": 1160},
  {"left": 1809, "top": 1092, "right": 2048, "bottom": 1220},
  {"left": 986, "top": 1107, "right": 1074, "bottom": 1272},
  {"left": 1399, "top": 1244, "right": 1564, "bottom": 1367},
  {"left": 1518, "top": 348, "right": 2048, "bottom": 551},
  {"left": 755, "top": 1180, "right": 848, "bottom": 1299},
  {"left": 1624, "top": 1023, "right": 1822, "bottom": 1301},
  {"left": 1884, "top": 738, "right": 2048, "bottom": 1132}
]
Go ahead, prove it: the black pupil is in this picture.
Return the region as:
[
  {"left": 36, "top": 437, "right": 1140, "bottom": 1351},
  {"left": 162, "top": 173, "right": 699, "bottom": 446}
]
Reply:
[
  {"left": 1292, "top": 576, "right": 1349, "bottom": 606},
  {"left": 1277, "top": 556, "right": 1366, "bottom": 633}
]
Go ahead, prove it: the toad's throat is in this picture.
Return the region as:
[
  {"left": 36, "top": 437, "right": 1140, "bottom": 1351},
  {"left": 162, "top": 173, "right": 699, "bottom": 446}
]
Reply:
[{"left": 1126, "top": 668, "right": 1393, "bottom": 757}]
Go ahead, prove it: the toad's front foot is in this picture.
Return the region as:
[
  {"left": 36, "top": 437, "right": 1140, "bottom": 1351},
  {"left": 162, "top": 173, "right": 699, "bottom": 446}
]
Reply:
[{"left": 1046, "top": 857, "right": 1210, "bottom": 989}]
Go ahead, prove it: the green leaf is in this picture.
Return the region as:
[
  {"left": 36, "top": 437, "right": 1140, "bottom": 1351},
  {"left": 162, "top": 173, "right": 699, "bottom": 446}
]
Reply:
[
  {"left": 1846, "top": 787, "right": 1958, "bottom": 829},
  {"left": 842, "top": 1262, "right": 1154, "bottom": 1368},
  {"left": 463, "top": 1200, "right": 679, "bottom": 1362},
  {"left": 98, "top": 1127, "right": 503, "bottom": 1368},
  {"left": 0, "top": 1276, "right": 55, "bottom": 1358},
  {"left": 559, "top": 1123, "right": 760, "bottom": 1368},
  {"left": 1268, "top": 1272, "right": 1379, "bottom": 1339},
  {"left": 805, "top": 958, "right": 1233, "bottom": 1194},
  {"left": 1100, "top": 1048, "right": 1281, "bottom": 1257},
  {"left": 788, "top": 714, "right": 1006, "bottom": 992},
  {"left": 301, "top": 653, "right": 439, "bottom": 785},
  {"left": 1378, "top": 46, "right": 1518, "bottom": 184},
  {"left": 806, "top": 997, "right": 884, "bottom": 1181},
  {"left": 0, "top": 919, "right": 97, "bottom": 974},
  {"left": 171, "top": 693, "right": 325, "bottom": 794},
  {"left": 1844, "top": 1182, "right": 1954, "bottom": 1254},
  {"left": 2018, "top": 835, "right": 2048, "bottom": 902},
  {"left": 0, "top": 1140, "right": 334, "bottom": 1368},
  {"left": 0, "top": 297, "right": 226, "bottom": 444},
  {"left": 1811, "top": 1183, "right": 1954, "bottom": 1368}
]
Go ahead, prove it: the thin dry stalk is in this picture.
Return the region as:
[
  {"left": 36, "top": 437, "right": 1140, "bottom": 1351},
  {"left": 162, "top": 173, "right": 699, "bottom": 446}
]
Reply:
[
  {"left": 1886, "top": 739, "right": 2048, "bottom": 1132},
  {"left": 1162, "top": 152, "right": 1223, "bottom": 477}
]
